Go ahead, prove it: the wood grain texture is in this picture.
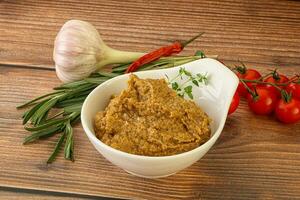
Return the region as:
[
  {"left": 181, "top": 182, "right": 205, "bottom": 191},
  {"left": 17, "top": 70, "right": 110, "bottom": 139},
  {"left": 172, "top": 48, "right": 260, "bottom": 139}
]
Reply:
[
  {"left": 0, "top": 66, "right": 300, "bottom": 199},
  {"left": 0, "top": 187, "right": 107, "bottom": 200},
  {"left": 1, "top": 0, "right": 300, "bottom": 199},
  {"left": 0, "top": 191, "right": 79, "bottom": 200},
  {"left": 1, "top": 0, "right": 300, "bottom": 68}
]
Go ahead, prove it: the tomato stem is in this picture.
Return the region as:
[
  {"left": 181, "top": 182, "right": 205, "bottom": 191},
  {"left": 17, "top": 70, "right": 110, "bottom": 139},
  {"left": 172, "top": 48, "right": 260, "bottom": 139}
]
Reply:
[
  {"left": 271, "top": 69, "right": 281, "bottom": 81},
  {"left": 235, "top": 66, "right": 247, "bottom": 74},
  {"left": 258, "top": 72, "right": 273, "bottom": 81},
  {"left": 240, "top": 78, "right": 283, "bottom": 93},
  {"left": 233, "top": 61, "right": 247, "bottom": 74},
  {"left": 239, "top": 79, "right": 256, "bottom": 97},
  {"left": 240, "top": 78, "right": 294, "bottom": 87},
  {"left": 281, "top": 90, "right": 292, "bottom": 103}
]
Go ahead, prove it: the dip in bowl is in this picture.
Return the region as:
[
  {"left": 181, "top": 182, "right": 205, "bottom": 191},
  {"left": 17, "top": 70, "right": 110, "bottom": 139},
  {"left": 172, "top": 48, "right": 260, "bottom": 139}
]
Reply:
[
  {"left": 94, "top": 74, "right": 211, "bottom": 156},
  {"left": 81, "top": 58, "right": 239, "bottom": 178}
]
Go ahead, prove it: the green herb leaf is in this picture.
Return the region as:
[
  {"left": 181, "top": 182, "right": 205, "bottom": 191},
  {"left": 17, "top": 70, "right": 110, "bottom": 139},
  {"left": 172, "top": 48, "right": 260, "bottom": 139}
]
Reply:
[
  {"left": 55, "top": 80, "right": 88, "bottom": 90},
  {"left": 22, "top": 99, "right": 49, "bottom": 125},
  {"left": 56, "top": 96, "right": 87, "bottom": 108},
  {"left": 23, "top": 126, "right": 61, "bottom": 144},
  {"left": 84, "top": 77, "right": 109, "bottom": 84},
  {"left": 168, "top": 68, "right": 209, "bottom": 100},
  {"left": 111, "top": 64, "right": 130, "bottom": 73},
  {"left": 195, "top": 51, "right": 206, "bottom": 58},
  {"left": 184, "top": 85, "right": 193, "bottom": 93},
  {"left": 47, "top": 133, "right": 66, "bottom": 164},
  {"left": 182, "top": 69, "right": 192, "bottom": 77},
  {"left": 30, "top": 97, "right": 59, "bottom": 125},
  {"left": 197, "top": 73, "right": 209, "bottom": 85},
  {"left": 25, "top": 117, "right": 69, "bottom": 131},
  {"left": 17, "top": 91, "right": 63, "bottom": 109},
  {"left": 63, "top": 103, "right": 83, "bottom": 113},
  {"left": 192, "top": 80, "right": 199, "bottom": 87},
  {"left": 97, "top": 71, "right": 120, "bottom": 78},
  {"left": 64, "top": 120, "right": 74, "bottom": 161},
  {"left": 187, "top": 92, "right": 194, "bottom": 99},
  {"left": 172, "top": 82, "right": 179, "bottom": 90},
  {"left": 179, "top": 68, "right": 184, "bottom": 76}
]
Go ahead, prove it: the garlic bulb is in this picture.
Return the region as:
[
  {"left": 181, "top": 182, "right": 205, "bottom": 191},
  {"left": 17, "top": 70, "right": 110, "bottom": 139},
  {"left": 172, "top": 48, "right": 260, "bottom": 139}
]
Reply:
[{"left": 53, "top": 20, "right": 144, "bottom": 82}]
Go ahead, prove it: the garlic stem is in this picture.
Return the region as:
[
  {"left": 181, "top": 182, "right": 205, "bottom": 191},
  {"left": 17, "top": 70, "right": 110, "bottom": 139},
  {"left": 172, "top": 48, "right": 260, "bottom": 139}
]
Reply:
[{"left": 96, "top": 47, "right": 144, "bottom": 68}]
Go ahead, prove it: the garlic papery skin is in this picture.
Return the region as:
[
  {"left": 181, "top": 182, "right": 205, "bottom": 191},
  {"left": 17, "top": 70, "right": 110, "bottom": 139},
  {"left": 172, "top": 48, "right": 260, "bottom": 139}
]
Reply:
[{"left": 53, "top": 20, "right": 144, "bottom": 82}]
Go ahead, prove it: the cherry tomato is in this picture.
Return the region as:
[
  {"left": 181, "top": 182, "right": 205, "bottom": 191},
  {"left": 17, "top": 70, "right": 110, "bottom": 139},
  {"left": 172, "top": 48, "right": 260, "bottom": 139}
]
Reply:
[
  {"left": 275, "top": 98, "right": 300, "bottom": 124},
  {"left": 263, "top": 73, "right": 289, "bottom": 97},
  {"left": 286, "top": 82, "right": 300, "bottom": 100},
  {"left": 247, "top": 87, "right": 278, "bottom": 115},
  {"left": 228, "top": 91, "right": 240, "bottom": 115},
  {"left": 236, "top": 69, "right": 261, "bottom": 97}
]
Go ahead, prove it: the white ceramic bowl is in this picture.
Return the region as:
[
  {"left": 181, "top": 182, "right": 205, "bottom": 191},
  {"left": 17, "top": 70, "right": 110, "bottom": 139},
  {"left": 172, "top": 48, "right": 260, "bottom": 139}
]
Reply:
[{"left": 81, "top": 58, "right": 239, "bottom": 178}]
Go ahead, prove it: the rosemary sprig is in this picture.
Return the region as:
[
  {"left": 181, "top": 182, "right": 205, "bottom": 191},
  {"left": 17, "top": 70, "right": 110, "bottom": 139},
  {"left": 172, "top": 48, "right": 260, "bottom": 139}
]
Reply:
[
  {"left": 18, "top": 51, "right": 208, "bottom": 163},
  {"left": 18, "top": 72, "right": 107, "bottom": 163}
]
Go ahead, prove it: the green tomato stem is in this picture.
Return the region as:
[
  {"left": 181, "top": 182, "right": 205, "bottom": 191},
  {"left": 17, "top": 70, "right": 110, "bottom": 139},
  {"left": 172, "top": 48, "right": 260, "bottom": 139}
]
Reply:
[
  {"left": 240, "top": 79, "right": 293, "bottom": 87},
  {"left": 239, "top": 79, "right": 256, "bottom": 97}
]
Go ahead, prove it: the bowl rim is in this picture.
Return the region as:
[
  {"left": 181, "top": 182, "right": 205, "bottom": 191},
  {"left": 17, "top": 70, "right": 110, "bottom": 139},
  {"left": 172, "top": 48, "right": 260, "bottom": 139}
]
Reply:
[{"left": 81, "top": 58, "right": 238, "bottom": 161}]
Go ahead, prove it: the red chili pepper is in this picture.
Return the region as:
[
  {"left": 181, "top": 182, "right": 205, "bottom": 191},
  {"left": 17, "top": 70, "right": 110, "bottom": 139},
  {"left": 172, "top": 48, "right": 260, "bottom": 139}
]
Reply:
[{"left": 125, "top": 33, "right": 204, "bottom": 73}]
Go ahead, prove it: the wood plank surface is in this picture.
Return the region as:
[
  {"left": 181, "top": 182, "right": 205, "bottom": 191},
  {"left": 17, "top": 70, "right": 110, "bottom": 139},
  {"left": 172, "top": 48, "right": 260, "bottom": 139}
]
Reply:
[
  {"left": 0, "top": 65, "right": 300, "bottom": 199},
  {"left": 1, "top": 0, "right": 300, "bottom": 199},
  {"left": 0, "top": 191, "right": 80, "bottom": 200},
  {"left": 1, "top": 0, "right": 300, "bottom": 68},
  {"left": 0, "top": 187, "right": 107, "bottom": 200}
]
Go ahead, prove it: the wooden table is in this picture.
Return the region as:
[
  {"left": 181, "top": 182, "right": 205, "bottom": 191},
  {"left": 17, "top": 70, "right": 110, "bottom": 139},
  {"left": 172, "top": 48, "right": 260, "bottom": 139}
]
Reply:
[{"left": 1, "top": 0, "right": 300, "bottom": 199}]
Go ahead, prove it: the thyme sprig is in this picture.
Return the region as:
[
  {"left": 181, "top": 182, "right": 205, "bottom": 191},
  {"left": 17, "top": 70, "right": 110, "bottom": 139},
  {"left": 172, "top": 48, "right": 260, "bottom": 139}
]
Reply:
[
  {"left": 18, "top": 52, "right": 210, "bottom": 163},
  {"left": 167, "top": 67, "right": 208, "bottom": 99}
]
